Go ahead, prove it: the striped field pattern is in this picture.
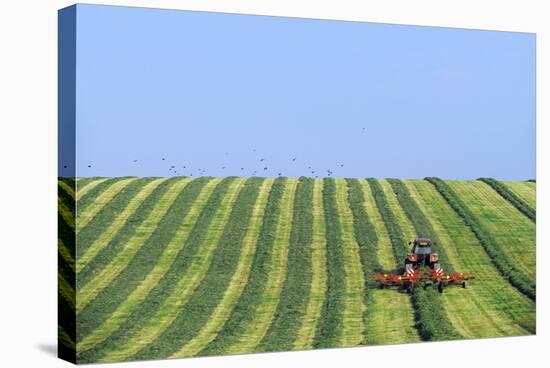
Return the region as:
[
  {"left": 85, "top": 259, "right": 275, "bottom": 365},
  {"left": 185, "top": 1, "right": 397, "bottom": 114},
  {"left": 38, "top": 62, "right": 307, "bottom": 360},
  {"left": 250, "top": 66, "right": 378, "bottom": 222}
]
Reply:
[{"left": 58, "top": 176, "right": 536, "bottom": 363}]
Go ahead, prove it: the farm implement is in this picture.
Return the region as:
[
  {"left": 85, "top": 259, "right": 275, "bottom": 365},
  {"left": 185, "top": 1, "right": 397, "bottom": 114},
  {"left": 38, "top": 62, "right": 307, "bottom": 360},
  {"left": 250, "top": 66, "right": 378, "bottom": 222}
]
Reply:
[{"left": 369, "top": 238, "right": 475, "bottom": 293}]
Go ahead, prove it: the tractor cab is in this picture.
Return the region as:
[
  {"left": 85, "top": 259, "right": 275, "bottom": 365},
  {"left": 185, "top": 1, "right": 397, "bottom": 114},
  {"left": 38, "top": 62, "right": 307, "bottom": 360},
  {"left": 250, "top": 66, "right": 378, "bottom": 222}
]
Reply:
[{"left": 405, "top": 238, "right": 440, "bottom": 270}]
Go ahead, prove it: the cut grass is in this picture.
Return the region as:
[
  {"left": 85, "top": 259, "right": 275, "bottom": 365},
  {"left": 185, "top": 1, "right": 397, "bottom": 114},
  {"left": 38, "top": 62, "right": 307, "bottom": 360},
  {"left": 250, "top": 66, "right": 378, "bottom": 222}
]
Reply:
[
  {"left": 431, "top": 179, "right": 535, "bottom": 300},
  {"left": 58, "top": 179, "right": 76, "bottom": 200},
  {"left": 258, "top": 177, "right": 314, "bottom": 352},
  {"left": 76, "top": 178, "right": 192, "bottom": 313},
  {"left": 58, "top": 196, "right": 75, "bottom": 230},
  {"left": 215, "top": 179, "right": 298, "bottom": 355},
  {"left": 313, "top": 178, "right": 346, "bottom": 348},
  {"left": 359, "top": 179, "right": 419, "bottom": 345},
  {"left": 171, "top": 179, "right": 274, "bottom": 358},
  {"left": 293, "top": 179, "right": 328, "bottom": 350},
  {"left": 359, "top": 180, "right": 394, "bottom": 272},
  {"left": 365, "top": 289, "right": 420, "bottom": 344},
  {"left": 503, "top": 181, "right": 536, "bottom": 210},
  {"left": 198, "top": 178, "right": 288, "bottom": 356},
  {"left": 133, "top": 178, "right": 264, "bottom": 360},
  {"left": 78, "top": 177, "right": 235, "bottom": 363},
  {"left": 58, "top": 239, "right": 75, "bottom": 272},
  {"left": 368, "top": 179, "right": 460, "bottom": 341},
  {"left": 334, "top": 179, "right": 365, "bottom": 347},
  {"left": 344, "top": 179, "right": 378, "bottom": 345},
  {"left": 77, "top": 178, "right": 137, "bottom": 229},
  {"left": 76, "top": 178, "right": 174, "bottom": 288},
  {"left": 96, "top": 178, "right": 246, "bottom": 363},
  {"left": 386, "top": 179, "right": 461, "bottom": 341},
  {"left": 478, "top": 178, "right": 535, "bottom": 222},
  {"left": 76, "top": 178, "right": 109, "bottom": 202},
  {"left": 59, "top": 271, "right": 75, "bottom": 311},
  {"left": 405, "top": 180, "right": 532, "bottom": 337},
  {"left": 77, "top": 178, "right": 219, "bottom": 353},
  {"left": 76, "top": 178, "right": 168, "bottom": 273}
]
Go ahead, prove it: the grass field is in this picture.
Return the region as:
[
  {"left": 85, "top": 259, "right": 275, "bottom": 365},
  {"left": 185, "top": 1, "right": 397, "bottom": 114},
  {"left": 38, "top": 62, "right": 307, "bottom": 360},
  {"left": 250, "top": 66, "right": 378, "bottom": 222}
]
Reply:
[{"left": 58, "top": 176, "right": 536, "bottom": 364}]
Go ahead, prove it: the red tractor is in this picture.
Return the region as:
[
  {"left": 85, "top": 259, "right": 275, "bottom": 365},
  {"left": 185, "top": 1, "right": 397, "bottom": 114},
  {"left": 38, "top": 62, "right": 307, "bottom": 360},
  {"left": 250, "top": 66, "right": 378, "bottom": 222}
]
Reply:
[{"left": 370, "top": 237, "right": 474, "bottom": 293}]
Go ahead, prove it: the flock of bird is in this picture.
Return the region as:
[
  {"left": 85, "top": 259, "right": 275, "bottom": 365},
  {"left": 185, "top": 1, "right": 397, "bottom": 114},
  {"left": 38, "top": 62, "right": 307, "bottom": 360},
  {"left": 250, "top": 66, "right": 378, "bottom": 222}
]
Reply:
[{"left": 63, "top": 128, "right": 367, "bottom": 178}]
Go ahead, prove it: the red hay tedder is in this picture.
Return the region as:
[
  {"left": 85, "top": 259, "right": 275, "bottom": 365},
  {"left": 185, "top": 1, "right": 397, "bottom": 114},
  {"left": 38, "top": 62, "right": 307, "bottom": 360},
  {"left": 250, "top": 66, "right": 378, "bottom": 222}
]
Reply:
[{"left": 369, "top": 238, "right": 475, "bottom": 293}]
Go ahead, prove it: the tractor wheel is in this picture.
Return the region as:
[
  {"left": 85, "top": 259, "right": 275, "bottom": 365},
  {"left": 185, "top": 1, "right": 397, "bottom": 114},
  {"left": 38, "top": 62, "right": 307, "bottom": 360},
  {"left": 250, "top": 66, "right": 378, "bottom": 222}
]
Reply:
[
  {"left": 438, "top": 281, "right": 445, "bottom": 293},
  {"left": 380, "top": 283, "right": 386, "bottom": 290},
  {"left": 462, "top": 281, "right": 467, "bottom": 288}
]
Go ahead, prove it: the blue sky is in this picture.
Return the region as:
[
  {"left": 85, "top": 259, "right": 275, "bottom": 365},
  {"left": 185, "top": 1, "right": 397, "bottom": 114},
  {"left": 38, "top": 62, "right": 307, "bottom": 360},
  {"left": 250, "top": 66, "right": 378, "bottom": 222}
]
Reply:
[{"left": 64, "top": 4, "right": 535, "bottom": 180}]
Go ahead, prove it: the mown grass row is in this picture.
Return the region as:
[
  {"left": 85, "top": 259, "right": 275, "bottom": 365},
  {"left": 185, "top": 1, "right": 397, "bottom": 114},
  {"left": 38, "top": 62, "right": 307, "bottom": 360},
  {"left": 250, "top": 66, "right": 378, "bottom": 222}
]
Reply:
[
  {"left": 132, "top": 178, "right": 264, "bottom": 360},
  {"left": 172, "top": 179, "right": 274, "bottom": 358},
  {"left": 293, "top": 179, "right": 328, "bottom": 349},
  {"left": 77, "top": 177, "right": 138, "bottom": 229},
  {"left": 358, "top": 180, "right": 420, "bottom": 345},
  {"left": 504, "top": 182, "right": 536, "bottom": 209},
  {"left": 98, "top": 178, "right": 246, "bottom": 362},
  {"left": 386, "top": 179, "right": 455, "bottom": 273},
  {"left": 213, "top": 179, "right": 297, "bottom": 355},
  {"left": 58, "top": 179, "right": 75, "bottom": 229},
  {"left": 75, "top": 178, "right": 177, "bottom": 290},
  {"left": 258, "top": 177, "right": 314, "bottom": 352},
  {"left": 387, "top": 179, "right": 461, "bottom": 341},
  {"left": 76, "top": 177, "right": 210, "bottom": 343},
  {"left": 478, "top": 178, "right": 535, "bottom": 222},
  {"left": 366, "top": 179, "right": 407, "bottom": 262},
  {"left": 76, "top": 177, "right": 158, "bottom": 270},
  {"left": 76, "top": 178, "right": 109, "bottom": 202},
  {"left": 199, "top": 178, "right": 288, "bottom": 356},
  {"left": 426, "top": 177, "right": 536, "bottom": 301},
  {"left": 334, "top": 179, "right": 365, "bottom": 346},
  {"left": 345, "top": 179, "right": 380, "bottom": 344},
  {"left": 76, "top": 178, "right": 193, "bottom": 313},
  {"left": 78, "top": 178, "right": 222, "bottom": 353},
  {"left": 405, "top": 180, "right": 535, "bottom": 336},
  {"left": 58, "top": 181, "right": 76, "bottom": 361},
  {"left": 77, "top": 178, "right": 168, "bottom": 273},
  {"left": 313, "top": 178, "right": 346, "bottom": 348},
  {"left": 78, "top": 177, "right": 238, "bottom": 363},
  {"left": 368, "top": 179, "right": 460, "bottom": 341}
]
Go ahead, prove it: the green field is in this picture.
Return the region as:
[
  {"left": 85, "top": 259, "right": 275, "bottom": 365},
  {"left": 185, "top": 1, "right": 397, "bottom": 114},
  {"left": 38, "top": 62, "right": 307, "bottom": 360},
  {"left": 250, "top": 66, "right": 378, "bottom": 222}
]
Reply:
[{"left": 58, "top": 177, "right": 536, "bottom": 363}]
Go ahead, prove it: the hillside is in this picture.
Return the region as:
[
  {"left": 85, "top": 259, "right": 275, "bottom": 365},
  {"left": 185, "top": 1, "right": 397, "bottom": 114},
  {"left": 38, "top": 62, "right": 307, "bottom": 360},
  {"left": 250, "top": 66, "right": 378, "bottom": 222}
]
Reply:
[{"left": 57, "top": 177, "right": 536, "bottom": 363}]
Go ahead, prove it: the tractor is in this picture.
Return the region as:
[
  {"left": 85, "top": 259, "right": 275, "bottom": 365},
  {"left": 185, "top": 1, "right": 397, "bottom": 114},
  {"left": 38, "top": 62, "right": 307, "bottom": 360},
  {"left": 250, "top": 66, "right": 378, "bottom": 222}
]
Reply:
[{"left": 370, "top": 237, "right": 474, "bottom": 293}]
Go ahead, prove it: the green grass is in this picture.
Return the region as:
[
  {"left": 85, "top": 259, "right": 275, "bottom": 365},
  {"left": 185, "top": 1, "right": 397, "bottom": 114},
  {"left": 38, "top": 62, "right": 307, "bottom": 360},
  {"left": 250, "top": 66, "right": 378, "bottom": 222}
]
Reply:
[
  {"left": 171, "top": 179, "right": 275, "bottom": 358},
  {"left": 293, "top": 179, "right": 328, "bottom": 349},
  {"left": 77, "top": 178, "right": 221, "bottom": 353},
  {"left": 478, "top": 178, "right": 535, "bottom": 222},
  {"left": 76, "top": 177, "right": 209, "bottom": 346},
  {"left": 65, "top": 177, "right": 535, "bottom": 363},
  {"left": 76, "top": 178, "right": 157, "bottom": 271},
  {"left": 313, "top": 178, "right": 346, "bottom": 348},
  {"left": 77, "top": 177, "right": 138, "bottom": 230},
  {"left": 199, "top": 178, "right": 288, "bottom": 356},
  {"left": 258, "top": 177, "right": 314, "bottom": 352},
  {"left": 385, "top": 179, "right": 461, "bottom": 341},
  {"left": 76, "top": 178, "right": 192, "bottom": 313},
  {"left": 503, "top": 181, "right": 535, "bottom": 209},
  {"left": 359, "top": 179, "right": 419, "bottom": 345},
  {"left": 406, "top": 180, "right": 534, "bottom": 335},
  {"left": 131, "top": 178, "right": 265, "bottom": 360},
  {"left": 345, "top": 179, "right": 380, "bottom": 344},
  {"left": 215, "top": 179, "right": 298, "bottom": 355},
  {"left": 78, "top": 177, "right": 240, "bottom": 363},
  {"left": 427, "top": 178, "right": 535, "bottom": 300},
  {"left": 76, "top": 178, "right": 168, "bottom": 273}
]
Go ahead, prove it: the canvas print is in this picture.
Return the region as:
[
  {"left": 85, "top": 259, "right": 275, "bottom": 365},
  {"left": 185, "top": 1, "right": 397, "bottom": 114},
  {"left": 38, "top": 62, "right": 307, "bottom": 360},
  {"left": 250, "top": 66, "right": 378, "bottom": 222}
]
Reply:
[{"left": 58, "top": 4, "right": 536, "bottom": 364}]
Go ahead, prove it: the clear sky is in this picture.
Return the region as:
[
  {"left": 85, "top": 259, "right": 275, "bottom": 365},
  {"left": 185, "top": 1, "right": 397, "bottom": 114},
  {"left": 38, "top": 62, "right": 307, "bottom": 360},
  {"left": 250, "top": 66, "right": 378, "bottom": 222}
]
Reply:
[{"left": 65, "top": 4, "right": 535, "bottom": 180}]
